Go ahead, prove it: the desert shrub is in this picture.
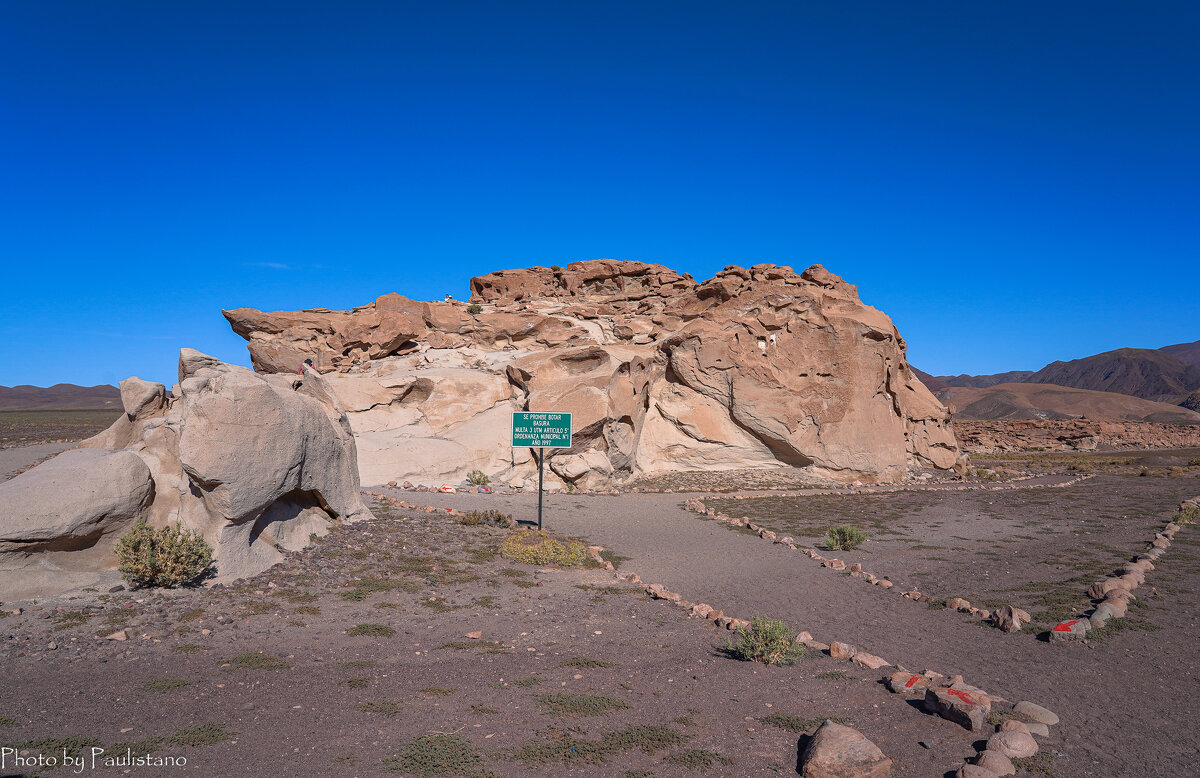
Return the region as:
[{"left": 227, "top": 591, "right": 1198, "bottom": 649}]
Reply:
[
  {"left": 382, "top": 734, "right": 492, "bottom": 776},
  {"left": 724, "top": 616, "right": 806, "bottom": 665},
  {"left": 1178, "top": 504, "right": 1200, "bottom": 525},
  {"left": 466, "top": 303, "right": 483, "bottom": 315},
  {"left": 499, "top": 530, "right": 586, "bottom": 566},
  {"left": 825, "top": 524, "right": 868, "bottom": 551},
  {"left": 116, "top": 519, "right": 213, "bottom": 588},
  {"left": 466, "top": 469, "right": 491, "bottom": 485},
  {"left": 458, "top": 509, "right": 512, "bottom": 528}
]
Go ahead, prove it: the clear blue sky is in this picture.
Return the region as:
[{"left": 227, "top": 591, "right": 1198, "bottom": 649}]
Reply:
[{"left": 2, "top": 1, "right": 1197, "bottom": 388}]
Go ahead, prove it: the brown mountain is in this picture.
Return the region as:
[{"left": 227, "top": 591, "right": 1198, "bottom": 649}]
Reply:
[
  {"left": 939, "top": 383, "right": 1200, "bottom": 425},
  {"left": 910, "top": 367, "right": 949, "bottom": 392},
  {"left": 937, "top": 370, "right": 1035, "bottom": 389},
  {"left": 1027, "top": 348, "right": 1200, "bottom": 403},
  {"left": 0, "top": 384, "right": 121, "bottom": 411},
  {"left": 1160, "top": 339, "right": 1200, "bottom": 369}
]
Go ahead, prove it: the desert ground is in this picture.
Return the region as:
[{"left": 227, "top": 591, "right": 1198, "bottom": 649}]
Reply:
[{"left": 2, "top": 425, "right": 1197, "bottom": 777}]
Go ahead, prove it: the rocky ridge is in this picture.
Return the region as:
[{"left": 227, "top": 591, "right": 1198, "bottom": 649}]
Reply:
[{"left": 224, "top": 260, "right": 963, "bottom": 488}]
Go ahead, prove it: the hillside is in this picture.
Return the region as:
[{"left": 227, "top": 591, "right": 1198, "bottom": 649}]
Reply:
[
  {"left": 0, "top": 384, "right": 121, "bottom": 411},
  {"left": 937, "top": 370, "right": 1035, "bottom": 388},
  {"left": 1160, "top": 339, "right": 1200, "bottom": 369},
  {"left": 939, "top": 382, "right": 1200, "bottom": 425},
  {"left": 1027, "top": 348, "right": 1200, "bottom": 402}
]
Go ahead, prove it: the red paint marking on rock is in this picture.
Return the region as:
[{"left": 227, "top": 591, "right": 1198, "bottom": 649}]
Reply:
[
  {"left": 946, "top": 688, "right": 975, "bottom": 705},
  {"left": 904, "top": 676, "right": 918, "bottom": 688},
  {"left": 1053, "top": 620, "right": 1079, "bottom": 632}
]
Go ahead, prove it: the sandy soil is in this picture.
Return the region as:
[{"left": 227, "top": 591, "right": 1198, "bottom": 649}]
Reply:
[{"left": 2, "top": 464, "right": 1197, "bottom": 777}]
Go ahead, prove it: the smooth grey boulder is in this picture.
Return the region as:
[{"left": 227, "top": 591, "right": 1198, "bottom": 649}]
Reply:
[{"left": 0, "top": 448, "right": 152, "bottom": 553}]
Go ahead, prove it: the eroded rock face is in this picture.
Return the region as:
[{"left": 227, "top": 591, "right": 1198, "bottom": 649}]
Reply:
[
  {"left": 225, "top": 260, "right": 962, "bottom": 487},
  {"left": 0, "top": 350, "right": 368, "bottom": 599}
]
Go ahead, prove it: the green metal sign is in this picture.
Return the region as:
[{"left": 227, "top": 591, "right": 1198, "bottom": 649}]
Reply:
[{"left": 511, "top": 411, "right": 573, "bottom": 449}]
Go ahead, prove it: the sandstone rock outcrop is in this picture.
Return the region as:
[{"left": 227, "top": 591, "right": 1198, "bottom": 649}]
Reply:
[
  {"left": 224, "top": 260, "right": 963, "bottom": 487},
  {"left": 0, "top": 350, "right": 368, "bottom": 599}
]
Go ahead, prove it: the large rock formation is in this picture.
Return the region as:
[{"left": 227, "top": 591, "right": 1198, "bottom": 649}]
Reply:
[
  {"left": 224, "top": 260, "right": 963, "bottom": 488},
  {"left": 0, "top": 350, "right": 368, "bottom": 599}
]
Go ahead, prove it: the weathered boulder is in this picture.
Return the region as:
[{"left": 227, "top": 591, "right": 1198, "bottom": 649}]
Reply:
[
  {"left": 0, "top": 448, "right": 153, "bottom": 555},
  {"left": 224, "top": 260, "right": 962, "bottom": 487},
  {"left": 1012, "top": 701, "right": 1059, "bottom": 726},
  {"left": 800, "top": 720, "right": 892, "bottom": 778},
  {"left": 1048, "top": 618, "right": 1090, "bottom": 643},
  {"left": 0, "top": 350, "right": 368, "bottom": 599}
]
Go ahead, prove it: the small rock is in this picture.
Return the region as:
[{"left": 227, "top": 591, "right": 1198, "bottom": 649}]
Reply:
[
  {"left": 848, "top": 563, "right": 863, "bottom": 574},
  {"left": 1087, "top": 579, "right": 1127, "bottom": 599},
  {"left": 976, "top": 751, "right": 1015, "bottom": 775},
  {"left": 986, "top": 731, "right": 1038, "bottom": 758},
  {"left": 886, "top": 671, "right": 930, "bottom": 696},
  {"left": 991, "top": 605, "right": 1030, "bottom": 633},
  {"left": 1048, "top": 618, "right": 1089, "bottom": 643},
  {"left": 956, "top": 766, "right": 994, "bottom": 778},
  {"left": 876, "top": 580, "right": 894, "bottom": 589},
  {"left": 924, "top": 686, "right": 991, "bottom": 731},
  {"left": 851, "top": 651, "right": 890, "bottom": 670},
  {"left": 108, "top": 585, "right": 126, "bottom": 593},
  {"left": 1025, "top": 721, "right": 1050, "bottom": 737},
  {"left": 200, "top": 629, "right": 212, "bottom": 636},
  {"left": 1089, "top": 604, "right": 1114, "bottom": 628},
  {"left": 829, "top": 641, "right": 856, "bottom": 659},
  {"left": 1012, "top": 701, "right": 1059, "bottom": 726},
  {"left": 947, "top": 597, "right": 971, "bottom": 611},
  {"left": 800, "top": 720, "right": 893, "bottom": 778},
  {"left": 998, "top": 719, "right": 1030, "bottom": 735},
  {"left": 105, "top": 629, "right": 128, "bottom": 642},
  {"left": 465, "top": 631, "right": 482, "bottom": 640}
]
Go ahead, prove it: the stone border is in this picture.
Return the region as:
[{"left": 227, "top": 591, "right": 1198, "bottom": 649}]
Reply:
[
  {"left": 364, "top": 488, "right": 1067, "bottom": 776},
  {"left": 1046, "top": 496, "right": 1197, "bottom": 643},
  {"left": 683, "top": 474, "right": 1097, "bottom": 635}
]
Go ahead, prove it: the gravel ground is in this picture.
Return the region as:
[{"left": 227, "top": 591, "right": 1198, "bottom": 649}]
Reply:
[
  {"left": 0, "top": 441, "right": 76, "bottom": 483},
  {"left": 405, "top": 474, "right": 1200, "bottom": 778}
]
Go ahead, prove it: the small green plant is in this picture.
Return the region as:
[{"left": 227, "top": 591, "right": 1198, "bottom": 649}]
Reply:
[
  {"left": 458, "top": 509, "right": 513, "bottom": 528},
  {"left": 506, "top": 725, "right": 686, "bottom": 768},
  {"left": 558, "top": 656, "right": 614, "bottom": 669},
  {"left": 724, "top": 616, "right": 806, "bottom": 665},
  {"left": 142, "top": 678, "right": 192, "bottom": 693},
  {"left": 171, "top": 643, "right": 208, "bottom": 654},
  {"left": 352, "top": 700, "right": 402, "bottom": 717},
  {"left": 116, "top": 519, "right": 213, "bottom": 588},
  {"left": 759, "top": 713, "right": 847, "bottom": 732},
  {"left": 500, "top": 529, "right": 587, "bottom": 566},
  {"left": 226, "top": 651, "right": 292, "bottom": 670},
  {"left": 825, "top": 524, "right": 868, "bottom": 551},
  {"left": 170, "top": 723, "right": 233, "bottom": 747},
  {"left": 53, "top": 610, "right": 91, "bottom": 629},
  {"left": 336, "top": 659, "right": 377, "bottom": 669},
  {"left": 419, "top": 686, "right": 457, "bottom": 696},
  {"left": 466, "top": 303, "right": 483, "bottom": 315},
  {"left": 664, "top": 749, "right": 734, "bottom": 771},
  {"left": 382, "top": 734, "right": 493, "bottom": 776},
  {"left": 466, "top": 469, "right": 490, "bottom": 485},
  {"left": 348, "top": 623, "right": 396, "bottom": 638},
  {"left": 599, "top": 549, "right": 631, "bottom": 569},
  {"left": 538, "top": 693, "right": 630, "bottom": 718},
  {"left": 1178, "top": 504, "right": 1199, "bottom": 525},
  {"left": 550, "top": 264, "right": 563, "bottom": 272}
]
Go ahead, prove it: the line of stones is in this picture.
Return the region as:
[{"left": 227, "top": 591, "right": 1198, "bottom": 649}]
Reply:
[
  {"left": 369, "top": 489, "right": 1066, "bottom": 775},
  {"left": 681, "top": 474, "right": 1098, "bottom": 636},
  {"left": 583, "top": 542, "right": 1060, "bottom": 777},
  {"left": 689, "top": 472, "right": 1095, "bottom": 503},
  {"left": 1047, "top": 495, "right": 1197, "bottom": 644}
]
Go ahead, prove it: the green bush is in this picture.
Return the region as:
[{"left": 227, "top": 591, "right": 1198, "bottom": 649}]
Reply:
[
  {"left": 115, "top": 519, "right": 213, "bottom": 588},
  {"left": 466, "top": 470, "right": 490, "bottom": 485},
  {"left": 466, "top": 303, "right": 483, "bottom": 315},
  {"left": 724, "top": 616, "right": 806, "bottom": 665},
  {"left": 457, "top": 509, "right": 513, "bottom": 528},
  {"left": 500, "top": 530, "right": 587, "bottom": 566},
  {"left": 825, "top": 524, "right": 868, "bottom": 551}
]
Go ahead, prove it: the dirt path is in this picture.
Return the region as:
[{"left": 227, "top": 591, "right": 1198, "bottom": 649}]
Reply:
[
  {"left": 403, "top": 478, "right": 1200, "bottom": 778},
  {"left": 0, "top": 441, "right": 76, "bottom": 483}
]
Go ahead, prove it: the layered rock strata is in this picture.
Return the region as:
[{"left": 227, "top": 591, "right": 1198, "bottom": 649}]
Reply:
[{"left": 224, "top": 260, "right": 963, "bottom": 487}]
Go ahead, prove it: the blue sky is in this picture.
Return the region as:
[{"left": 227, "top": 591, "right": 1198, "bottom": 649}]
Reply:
[{"left": 2, "top": 1, "right": 1197, "bottom": 387}]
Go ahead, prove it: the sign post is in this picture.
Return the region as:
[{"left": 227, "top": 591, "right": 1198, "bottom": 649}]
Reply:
[{"left": 511, "top": 411, "right": 572, "bottom": 530}]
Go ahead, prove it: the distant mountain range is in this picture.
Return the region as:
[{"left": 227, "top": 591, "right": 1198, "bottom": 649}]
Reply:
[
  {"left": 0, "top": 384, "right": 121, "bottom": 411},
  {"left": 924, "top": 339, "right": 1200, "bottom": 424}
]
